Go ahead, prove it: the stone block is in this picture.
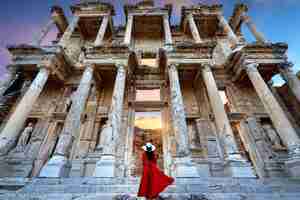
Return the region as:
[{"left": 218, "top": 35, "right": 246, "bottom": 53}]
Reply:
[
  {"left": 172, "top": 157, "right": 200, "bottom": 178},
  {"left": 39, "top": 155, "right": 71, "bottom": 178},
  {"left": 286, "top": 157, "right": 300, "bottom": 177},
  {"left": 93, "top": 155, "right": 115, "bottom": 177}
]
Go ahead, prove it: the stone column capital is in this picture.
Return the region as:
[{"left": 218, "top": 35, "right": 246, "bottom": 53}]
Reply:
[
  {"left": 115, "top": 63, "right": 126, "bottom": 71},
  {"left": 242, "top": 15, "right": 251, "bottom": 24},
  {"left": 85, "top": 64, "right": 95, "bottom": 70},
  {"left": 187, "top": 13, "right": 194, "bottom": 19},
  {"left": 163, "top": 14, "right": 169, "bottom": 19},
  {"left": 279, "top": 62, "right": 293, "bottom": 70},
  {"left": 168, "top": 63, "right": 179, "bottom": 69},
  {"left": 244, "top": 62, "right": 259, "bottom": 72},
  {"left": 202, "top": 63, "right": 213, "bottom": 72}
]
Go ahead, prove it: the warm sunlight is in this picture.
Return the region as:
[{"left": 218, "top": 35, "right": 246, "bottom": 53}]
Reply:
[{"left": 134, "top": 112, "right": 162, "bottom": 129}]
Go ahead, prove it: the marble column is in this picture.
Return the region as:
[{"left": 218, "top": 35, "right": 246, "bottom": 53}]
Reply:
[
  {"left": 32, "top": 20, "right": 54, "bottom": 46},
  {"left": 163, "top": 14, "right": 173, "bottom": 45},
  {"left": 94, "top": 64, "right": 127, "bottom": 177},
  {"left": 279, "top": 62, "right": 300, "bottom": 103},
  {"left": 39, "top": 65, "right": 94, "bottom": 177},
  {"left": 168, "top": 64, "right": 199, "bottom": 177},
  {"left": 124, "top": 14, "right": 134, "bottom": 46},
  {"left": 168, "top": 64, "right": 190, "bottom": 157},
  {"left": 94, "top": 15, "right": 109, "bottom": 47},
  {"left": 201, "top": 64, "right": 241, "bottom": 159},
  {"left": 202, "top": 64, "right": 255, "bottom": 177},
  {"left": 242, "top": 16, "right": 267, "bottom": 43},
  {"left": 187, "top": 14, "right": 202, "bottom": 44},
  {"left": 217, "top": 15, "right": 239, "bottom": 47},
  {"left": 245, "top": 63, "right": 300, "bottom": 151},
  {"left": 59, "top": 15, "right": 80, "bottom": 47},
  {"left": 0, "top": 67, "right": 50, "bottom": 155}
]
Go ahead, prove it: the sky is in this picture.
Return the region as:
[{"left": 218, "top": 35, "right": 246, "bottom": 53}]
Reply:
[{"left": 0, "top": 0, "right": 300, "bottom": 85}]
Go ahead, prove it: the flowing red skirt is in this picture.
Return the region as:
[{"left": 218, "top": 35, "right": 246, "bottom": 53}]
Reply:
[{"left": 137, "top": 153, "right": 174, "bottom": 198}]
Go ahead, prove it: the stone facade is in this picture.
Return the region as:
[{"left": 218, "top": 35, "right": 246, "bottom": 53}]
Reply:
[{"left": 0, "top": 0, "right": 300, "bottom": 199}]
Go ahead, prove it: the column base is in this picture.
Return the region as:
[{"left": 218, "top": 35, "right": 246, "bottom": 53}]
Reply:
[
  {"left": 0, "top": 137, "right": 16, "bottom": 156},
  {"left": 163, "top": 43, "right": 173, "bottom": 52},
  {"left": 39, "top": 155, "right": 71, "bottom": 178},
  {"left": 93, "top": 155, "right": 115, "bottom": 177},
  {"left": 285, "top": 147, "right": 300, "bottom": 177},
  {"left": 225, "top": 155, "right": 256, "bottom": 177},
  {"left": 0, "top": 156, "right": 34, "bottom": 178},
  {"left": 286, "top": 158, "right": 300, "bottom": 177},
  {"left": 172, "top": 156, "right": 200, "bottom": 178}
]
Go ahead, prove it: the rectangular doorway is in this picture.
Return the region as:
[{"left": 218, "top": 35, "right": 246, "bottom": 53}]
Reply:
[{"left": 132, "top": 111, "right": 163, "bottom": 177}]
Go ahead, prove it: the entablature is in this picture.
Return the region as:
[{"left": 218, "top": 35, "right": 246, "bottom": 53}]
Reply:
[
  {"left": 167, "top": 42, "right": 216, "bottom": 67},
  {"left": 71, "top": 1, "right": 115, "bottom": 16},
  {"left": 7, "top": 44, "right": 71, "bottom": 82},
  {"left": 182, "top": 4, "right": 223, "bottom": 16},
  {"left": 124, "top": 0, "right": 171, "bottom": 18},
  {"left": 226, "top": 43, "right": 288, "bottom": 83}
]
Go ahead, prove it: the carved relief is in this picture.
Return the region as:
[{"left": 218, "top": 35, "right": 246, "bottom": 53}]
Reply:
[
  {"left": 262, "top": 123, "right": 286, "bottom": 151},
  {"left": 14, "top": 123, "right": 34, "bottom": 152}
]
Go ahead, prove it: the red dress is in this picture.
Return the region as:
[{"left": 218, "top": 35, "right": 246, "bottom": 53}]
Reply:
[{"left": 138, "top": 152, "right": 174, "bottom": 198}]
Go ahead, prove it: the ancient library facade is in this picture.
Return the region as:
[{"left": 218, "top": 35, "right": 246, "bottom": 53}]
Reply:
[{"left": 1, "top": 0, "right": 300, "bottom": 199}]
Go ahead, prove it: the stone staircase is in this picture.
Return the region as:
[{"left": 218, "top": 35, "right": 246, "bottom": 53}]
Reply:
[{"left": 0, "top": 177, "right": 300, "bottom": 200}]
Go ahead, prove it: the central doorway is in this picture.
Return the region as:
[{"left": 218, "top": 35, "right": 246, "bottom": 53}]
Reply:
[{"left": 132, "top": 111, "right": 163, "bottom": 177}]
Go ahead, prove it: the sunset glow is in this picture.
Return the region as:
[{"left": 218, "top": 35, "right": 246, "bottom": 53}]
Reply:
[{"left": 135, "top": 112, "right": 162, "bottom": 129}]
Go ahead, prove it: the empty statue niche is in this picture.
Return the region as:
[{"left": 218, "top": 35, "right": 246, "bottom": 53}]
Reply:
[{"left": 132, "top": 111, "right": 163, "bottom": 177}]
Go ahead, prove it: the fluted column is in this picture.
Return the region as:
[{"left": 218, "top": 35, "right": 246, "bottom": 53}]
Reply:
[
  {"left": 168, "top": 64, "right": 190, "bottom": 157},
  {"left": 39, "top": 65, "right": 94, "bottom": 177},
  {"left": 245, "top": 63, "right": 300, "bottom": 152},
  {"left": 32, "top": 20, "right": 54, "bottom": 46},
  {"left": 217, "top": 15, "right": 239, "bottom": 46},
  {"left": 59, "top": 15, "right": 80, "bottom": 47},
  {"left": 94, "top": 64, "right": 127, "bottom": 177},
  {"left": 187, "top": 14, "right": 202, "bottom": 44},
  {"left": 243, "top": 16, "right": 267, "bottom": 43},
  {"left": 124, "top": 14, "right": 134, "bottom": 46},
  {"left": 163, "top": 14, "right": 173, "bottom": 45},
  {"left": 201, "top": 64, "right": 241, "bottom": 159},
  {"left": 0, "top": 67, "right": 50, "bottom": 155},
  {"left": 279, "top": 62, "right": 300, "bottom": 103},
  {"left": 94, "top": 15, "right": 109, "bottom": 47}
]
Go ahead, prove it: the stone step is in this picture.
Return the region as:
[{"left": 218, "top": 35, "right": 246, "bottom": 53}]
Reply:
[
  {"left": 1, "top": 193, "right": 300, "bottom": 200},
  {"left": 0, "top": 178, "right": 300, "bottom": 200}
]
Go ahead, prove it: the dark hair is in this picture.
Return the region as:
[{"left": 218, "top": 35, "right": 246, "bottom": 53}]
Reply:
[{"left": 146, "top": 150, "right": 155, "bottom": 161}]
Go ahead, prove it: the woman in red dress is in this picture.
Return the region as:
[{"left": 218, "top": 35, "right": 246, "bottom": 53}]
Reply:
[{"left": 138, "top": 143, "right": 174, "bottom": 200}]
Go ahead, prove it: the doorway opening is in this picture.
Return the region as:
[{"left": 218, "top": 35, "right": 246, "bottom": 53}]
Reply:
[{"left": 132, "top": 111, "right": 163, "bottom": 177}]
